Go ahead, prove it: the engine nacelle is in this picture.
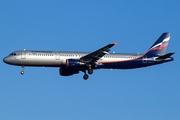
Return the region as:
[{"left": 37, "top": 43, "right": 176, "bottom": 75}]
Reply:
[
  {"left": 59, "top": 67, "right": 79, "bottom": 76},
  {"left": 66, "top": 59, "right": 85, "bottom": 67}
]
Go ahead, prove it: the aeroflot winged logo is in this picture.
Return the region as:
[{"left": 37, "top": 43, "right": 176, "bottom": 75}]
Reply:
[{"left": 3, "top": 33, "right": 174, "bottom": 80}]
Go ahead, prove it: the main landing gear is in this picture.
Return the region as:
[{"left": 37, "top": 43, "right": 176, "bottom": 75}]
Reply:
[
  {"left": 83, "top": 68, "right": 93, "bottom": 80},
  {"left": 88, "top": 69, "right": 93, "bottom": 74},
  {"left": 21, "top": 66, "right": 25, "bottom": 75},
  {"left": 83, "top": 73, "right": 89, "bottom": 80}
]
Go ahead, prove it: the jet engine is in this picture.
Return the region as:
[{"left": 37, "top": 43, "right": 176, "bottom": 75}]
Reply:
[
  {"left": 59, "top": 67, "right": 79, "bottom": 76},
  {"left": 66, "top": 59, "right": 85, "bottom": 67}
]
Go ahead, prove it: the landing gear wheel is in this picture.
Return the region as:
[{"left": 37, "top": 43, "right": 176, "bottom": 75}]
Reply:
[
  {"left": 21, "top": 66, "right": 25, "bottom": 75},
  {"left": 21, "top": 71, "right": 24, "bottom": 75},
  {"left": 83, "top": 74, "right": 89, "bottom": 80},
  {"left": 88, "top": 69, "right": 93, "bottom": 74}
]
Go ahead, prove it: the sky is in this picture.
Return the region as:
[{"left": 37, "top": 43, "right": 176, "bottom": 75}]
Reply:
[{"left": 0, "top": 0, "right": 179, "bottom": 120}]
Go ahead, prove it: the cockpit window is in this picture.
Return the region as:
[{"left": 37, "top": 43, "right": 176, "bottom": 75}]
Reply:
[{"left": 9, "top": 53, "right": 16, "bottom": 56}]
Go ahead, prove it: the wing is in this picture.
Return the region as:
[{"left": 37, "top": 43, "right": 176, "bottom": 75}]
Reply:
[{"left": 80, "top": 42, "right": 117, "bottom": 64}]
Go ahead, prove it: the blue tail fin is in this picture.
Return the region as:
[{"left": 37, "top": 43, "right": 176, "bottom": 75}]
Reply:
[{"left": 145, "top": 33, "right": 171, "bottom": 57}]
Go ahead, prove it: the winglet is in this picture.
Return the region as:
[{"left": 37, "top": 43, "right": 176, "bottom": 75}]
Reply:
[{"left": 113, "top": 42, "right": 118, "bottom": 46}]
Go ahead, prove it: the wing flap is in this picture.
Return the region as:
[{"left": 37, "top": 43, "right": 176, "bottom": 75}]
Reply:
[{"left": 80, "top": 42, "right": 117, "bottom": 64}]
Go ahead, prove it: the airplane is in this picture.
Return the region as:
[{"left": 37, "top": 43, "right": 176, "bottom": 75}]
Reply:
[{"left": 3, "top": 33, "right": 174, "bottom": 80}]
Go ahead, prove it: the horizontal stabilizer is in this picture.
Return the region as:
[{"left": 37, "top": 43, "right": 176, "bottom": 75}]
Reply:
[{"left": 156, "top": 52, "right": 175, "bottom": 61}]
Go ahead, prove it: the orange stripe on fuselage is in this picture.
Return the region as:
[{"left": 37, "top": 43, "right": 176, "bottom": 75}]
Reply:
[{"left": 98, "top": 43, "right": 168, "bottom": 64}]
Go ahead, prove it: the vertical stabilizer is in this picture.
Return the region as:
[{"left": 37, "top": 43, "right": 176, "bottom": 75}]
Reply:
[{"left": 145, "top": 33, "right": 171, "bottom": 56}]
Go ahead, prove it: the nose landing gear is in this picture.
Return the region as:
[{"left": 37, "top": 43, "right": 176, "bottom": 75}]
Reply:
[{"left": 21, "top": 66, "right": 25, "bottom": 75}]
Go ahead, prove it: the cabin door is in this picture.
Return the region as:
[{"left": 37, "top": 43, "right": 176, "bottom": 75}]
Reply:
[
  {"left": 55, "top": 52, "right": 60, "bottom": 60},
  {"left": 142, "top": 55, "right": 147, "bottom": 63},
  {"left": 21, "top": 51, "right": 26, "bottom": 59}
]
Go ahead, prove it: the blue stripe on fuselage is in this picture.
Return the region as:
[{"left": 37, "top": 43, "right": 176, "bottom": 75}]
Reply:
[{"left": 95, "top": 57, "right": 174, "bottom": 69}]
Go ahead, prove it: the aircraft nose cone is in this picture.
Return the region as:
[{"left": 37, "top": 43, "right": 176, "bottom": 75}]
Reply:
[
  {"left": 3, "top": 57, "right": 7, "bottom": 63},
  {"left": 3, "top": 57, "right": 9, "bottom": 64}
]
